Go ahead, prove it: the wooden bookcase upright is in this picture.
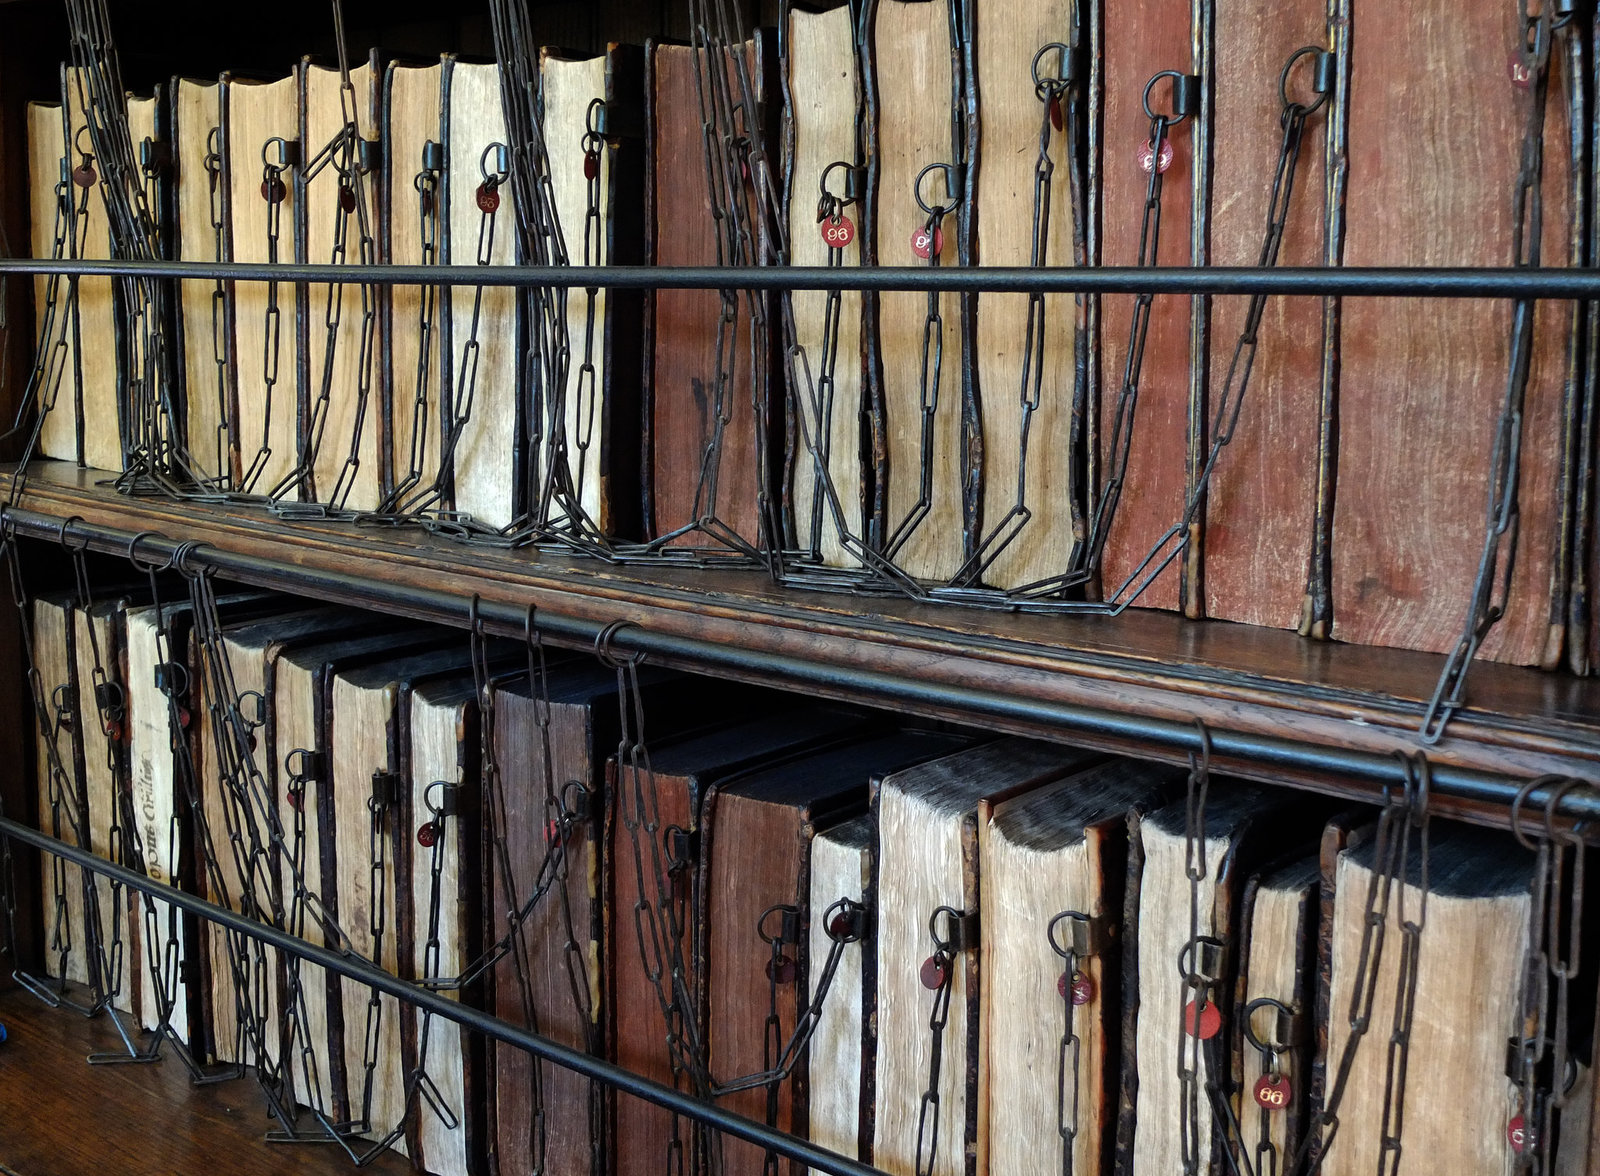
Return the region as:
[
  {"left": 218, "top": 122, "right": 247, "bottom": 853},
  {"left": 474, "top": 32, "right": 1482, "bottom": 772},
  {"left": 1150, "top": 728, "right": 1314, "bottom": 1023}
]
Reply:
[{"left": 0, "top": 1, "right": 1599, "bottom": 1174}]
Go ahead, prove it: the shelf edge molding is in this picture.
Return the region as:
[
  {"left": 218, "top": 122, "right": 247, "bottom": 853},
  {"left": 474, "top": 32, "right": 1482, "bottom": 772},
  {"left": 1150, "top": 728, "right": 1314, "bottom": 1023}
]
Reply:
[{"left": 2, "top": 502, "right": 1597, "bottom": 827}]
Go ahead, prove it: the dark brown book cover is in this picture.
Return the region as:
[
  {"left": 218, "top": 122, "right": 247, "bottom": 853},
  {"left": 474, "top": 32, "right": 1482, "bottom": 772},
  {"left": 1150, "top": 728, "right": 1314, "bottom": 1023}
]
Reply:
[
  {"left": 1201, "top": 0, "right": 1331, "bottom": 631},
  {"left": 644, "top": 33, "right": 776, "bottom": 548},
  {"left": 490, "top": 663, "right": 793, "bottom": 1176},
  {"left": 1332, "top": 0, "right": 1576, "bottom": 665},
  {"left": 1098, "top": 0, "right": 1202, "bottom": 613},
  {"left": 696, "top": 729, "right": 972, "bottom": 1176},
  {"left": 608, "top": 706, "right": 872, "bottom": 1176}
]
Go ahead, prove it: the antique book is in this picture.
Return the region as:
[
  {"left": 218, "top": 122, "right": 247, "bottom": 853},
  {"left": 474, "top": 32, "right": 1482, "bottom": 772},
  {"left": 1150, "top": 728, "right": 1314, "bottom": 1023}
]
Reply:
[
  {"left": 1097, "top": 0, "right": 1201, "bottom": 612},
  {"left": 443, "top": 57, "right": 520, "bottom": 531},
  {"left": 404, "top": 672, "right": 490, "bottom": 1176},
  {"left": 26, "top": 98, "right": 77, "bottom": 464},
  {"left": 298, "top": 56, "right": 383, "bottom": 512},
  {"left": 807, "top": 812, "right": 875, "bottom": 1164},
  {"left": 1332, "top": 0, "right": 1575, "bottom": 664},
  {"left": 124, "top": 591, "right": 278, "bottom": 1044},
  {"left": 782, "top": 0, "right": 865, "bottom": 565},
  {"left": 62, "top": 66, "right": 122, "bottom": 472},
  {"left": 382, "top": 57, "right": 445, "bottom": 502},
  {"left": 978, "top": 758, "right": 1177, "bottom": 1176},
  {"left": 225, "top": 67, "right": 303, "bottom": 496},
  {"left": 698, "top": 729, "right": 971, "bottom": 1176},
  {"left": 1122, "top": 783, "right": 1312, "bottom": 1176},
  {"left": 539, "top": 43, "right": 646, "bottom": 539},
  {"left": 330, "top": 645, "right": 484, "bottom": 1155},
  {"left": 873, "top": 737, "right": 1096, "bottom": 1176},
  {"left": 171, "top": 74, "right": 237, "bottom": 486},
  {"left": 969, "top": 0, "right": 1080, "bottom": 591},
  {"left": 487, "top": 660, "right": 780, "bottom": 1176},
  {"left": 645, "top": 36, "right": 773, "bottom": 548},
  {"left": 1321, "top": 823, "right": 1537, "bottom": 1176},
  {"left": 868, "top": 0, "right": 968, "bottom": 583},
  {"left": 1229, "top": 852, "right": 1320, "bottom": 1169},
  {"left": 1201, "top": 0, "right": 1330, "bottom": 630},
  {"left": 610, "top": 706, "right": 872, "bottom": 1175},
  {"left": 203, "top": 605, "right": 370, "bottom": 1069},
  {"left": 31, "top": 590, "right": 91, "bottom": 990},
  {"left": 72, "top": 594, "right": 141, "bottom": 1018},
  {"left": 271, "top": 627, "right": 449, "bottom": 1122}
]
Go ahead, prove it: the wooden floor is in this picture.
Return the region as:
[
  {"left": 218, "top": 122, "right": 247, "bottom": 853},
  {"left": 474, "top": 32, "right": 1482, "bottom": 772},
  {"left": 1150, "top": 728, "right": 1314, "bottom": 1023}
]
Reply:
[{"left": 0, "top": 987, "right": 412, "bottom": 1176}]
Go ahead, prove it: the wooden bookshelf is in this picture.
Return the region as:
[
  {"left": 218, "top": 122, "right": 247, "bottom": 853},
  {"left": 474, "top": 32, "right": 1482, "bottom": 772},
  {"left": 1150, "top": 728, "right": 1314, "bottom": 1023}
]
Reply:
[{"left": 5, "top": 461, "right": 1598, "bottom": 830}]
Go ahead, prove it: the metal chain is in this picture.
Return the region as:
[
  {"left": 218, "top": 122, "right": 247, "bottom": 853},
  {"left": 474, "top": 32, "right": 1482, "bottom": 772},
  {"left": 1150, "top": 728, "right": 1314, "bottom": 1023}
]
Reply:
[
  {"left": 1177, "top": 723, "right": 1220, "bottom": 1176},
  {"left": 202, "top": 127, "right": 234, "bottom": 488},
  {"left": 1508, "top": 776, "right": 1588, "bottom": 1174},
  {"left": 956, "top": 40, "right": 1082, "bottom": 586},
  {"left": 1098, "top": 49, "right": 1331, "bottom": 609},
  {"left": 1049, "top": 909, "right": 1109, "bottom": 1176},
  {"left": 883, "top": 163, "right": 959, "bottom": 563},
  {"left": 912, "top": 904, "right": 966, "bottom": 1176},
  {"left": 1421, "top": 2, "right": 1557, "bottom": 741},
  {"left": 240, "top": 138, "right": 293, "bottom": 494},
  {"left": 384, "top": 142, "right": 443, "bottom": 512},
  {"left": 1288, "top": 754, "right": 1431, "bottom": 1176}
]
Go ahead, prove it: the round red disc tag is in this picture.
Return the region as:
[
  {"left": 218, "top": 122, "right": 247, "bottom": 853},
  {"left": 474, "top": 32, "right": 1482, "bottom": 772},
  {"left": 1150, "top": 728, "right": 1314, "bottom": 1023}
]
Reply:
[
  {"left": 1253, "top": 1074, "right": 1291, "bottom": 1109},
  {"left": 477, "top": 183, "right": 501, "bottom": 214},
  {"left": 1182, "top": 998, "right": 1221, "bottom": 1039},
  {"left": 911, "top": 225, "right": 944, "bottom": 260},
  {"left": 73, "top": 164, "right": 98, "bottom": 188},
  {"left": 920, "top": 955, "right": 948, "bottom": 990},
  {"left": 1508, "top": 1115, "right": 1530, "bottom": 1153},
  {"left": 766, "top": 954, "right": 796, "bottom": 984},
  {"left": 584, "top": 151, "right": 600, "bottom": 181},
  {"left": 821, "top": 214, "right": 856, "bottom": 249},
  {"left": 261, "top": 177, "right": 287, "bottom": 204},
  {"left": 1509, "top": 55, "right": 1534, "bottom": 90},
  {"left": 1056, "top": 971, "right": 1095, "bottom": 1006},
  {"left": 416, "top": 822, "right": 438, "bottom": 849},
  {"left": 1137, "top": 139, "right": 1175, "bottom": 175}
]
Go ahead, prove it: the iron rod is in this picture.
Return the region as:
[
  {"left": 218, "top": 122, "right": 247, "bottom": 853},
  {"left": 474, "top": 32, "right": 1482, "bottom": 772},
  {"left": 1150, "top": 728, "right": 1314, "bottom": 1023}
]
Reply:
[
  {"left": 1, "top": 257, "right": 1599, "bottom": 298},
  {"left": 2, "top": 506, "right": 1595, "bottom": 819},
  {"left": 0, "top": 815, "right": 885, "bottom": 1176}
]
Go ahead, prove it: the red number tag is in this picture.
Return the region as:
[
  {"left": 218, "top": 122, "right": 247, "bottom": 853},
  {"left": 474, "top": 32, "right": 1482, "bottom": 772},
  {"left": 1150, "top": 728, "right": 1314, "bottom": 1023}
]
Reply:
[
  {"left": 821, "top": 214, "right": 856, "bottom": 249},
  {"left": 1137, "top": 139, "right": 1175, "bottom": 175},
  {"left": 339, "top": 184, "right": 357, "bottom": 214},
  {"left": 72, "top": 163, "right": 98, "bottom": 188},
  {"left": 1253, "top": 1074, "right": 1291, "bottom": 1109},
  {"left": 1182, "top": 998, "right": 1221, "bottom": 1040},
  {"left": 766, "top": 954, "right": 796, "bottom": 984},
  {"left": 416, "top": 822, "right": 438, "bottom": 849},
  {"left": 1057, "top": 970, "right": 1096, "bottom": 1006},
  {"left": 477, "top": 183, "right": 502, "bottom": 214},
  {"left": 911, "top": 225, "right": 944, "bottom": 260},
  {"left": 1509, "top": 55, "right": 1534, "bottom": 90},
  {"left": 1508, "top": 1115, "right": 1530, "bottom": 1153},
  {"left": 584, "top": 151, "right": 601, "bottom": 181},
  {"left": 920, "top": 955, "right": 948, "bottom": 990},
  {"left": 260, "top": 177, "right": 287, "bottom": 204},
  {"left": 1050, "top": 95, "right": 1065, "bottom": 133}
]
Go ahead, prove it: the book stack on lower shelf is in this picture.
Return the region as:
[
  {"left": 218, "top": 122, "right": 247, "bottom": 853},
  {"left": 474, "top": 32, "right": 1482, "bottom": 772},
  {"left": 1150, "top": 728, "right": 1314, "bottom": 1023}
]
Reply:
[{"left": 10, "top": 575, "right": 1598, "bottom": 1176}]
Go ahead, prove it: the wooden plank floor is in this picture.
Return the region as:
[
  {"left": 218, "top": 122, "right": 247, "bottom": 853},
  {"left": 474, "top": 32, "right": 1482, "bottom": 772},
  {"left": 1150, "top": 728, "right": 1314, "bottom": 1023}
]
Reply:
[{"left": 0, "top": 987, "right": 412, "bottom": 1176}]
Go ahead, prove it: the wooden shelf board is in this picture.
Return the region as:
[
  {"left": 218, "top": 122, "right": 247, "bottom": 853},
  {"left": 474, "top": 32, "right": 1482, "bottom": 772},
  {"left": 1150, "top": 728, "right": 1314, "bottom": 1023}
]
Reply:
[
  {"left": 0, "top": 985, "right": 412, "bottom": 1176},
  {"left": 6, "top": 461, "right": 1599, "bottom": 802}
]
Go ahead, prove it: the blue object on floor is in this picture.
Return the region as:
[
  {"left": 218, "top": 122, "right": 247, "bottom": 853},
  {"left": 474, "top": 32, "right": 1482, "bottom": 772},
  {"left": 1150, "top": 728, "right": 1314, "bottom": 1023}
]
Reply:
[{"left": 0, "top": 1021, "right": 8, "bottom": 1043}]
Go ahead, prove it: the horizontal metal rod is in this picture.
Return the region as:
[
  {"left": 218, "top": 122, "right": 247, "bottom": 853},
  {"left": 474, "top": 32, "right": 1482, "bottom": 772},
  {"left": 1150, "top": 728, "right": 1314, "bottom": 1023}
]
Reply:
[
  {"left": 3, "top": 505, "right": 1596, "bottom": 820},
  {"left": 2, "top": 257, "right": 1599, "bottom": 298},
  {"left": 0, "top": 815, "right": 885, "bottom": 1176}
]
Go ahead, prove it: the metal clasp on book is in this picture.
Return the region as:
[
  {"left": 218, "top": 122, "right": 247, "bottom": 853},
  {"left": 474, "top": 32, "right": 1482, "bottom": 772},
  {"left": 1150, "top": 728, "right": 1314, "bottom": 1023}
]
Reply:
[
  {"left": 371, "top": 770, "right": 402, "bottom": 809},
  {"left": 1142, "top": 70, "right": 1200, "bottom": 124},
  {"left": 930, "top": 905, "right": 979, "bottom": 953},
  {"left": 1243, "top": 997, "right": 1308, "bottom": 1054},
  {"left": 759, "top": 904, "right": 802, "bottom": 946},
  {"left": 1048, "top": 911, "right": 1114, "bottom": 959},
  {"left": 1177, "top": 935, "right": 1225, "bottom": 986}
]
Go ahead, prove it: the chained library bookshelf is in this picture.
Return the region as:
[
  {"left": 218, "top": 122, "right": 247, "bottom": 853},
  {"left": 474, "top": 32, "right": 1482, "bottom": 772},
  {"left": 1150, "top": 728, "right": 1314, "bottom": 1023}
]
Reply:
[{"left": 3, "top": 1, "right": 1600, "bottom": 1176}]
